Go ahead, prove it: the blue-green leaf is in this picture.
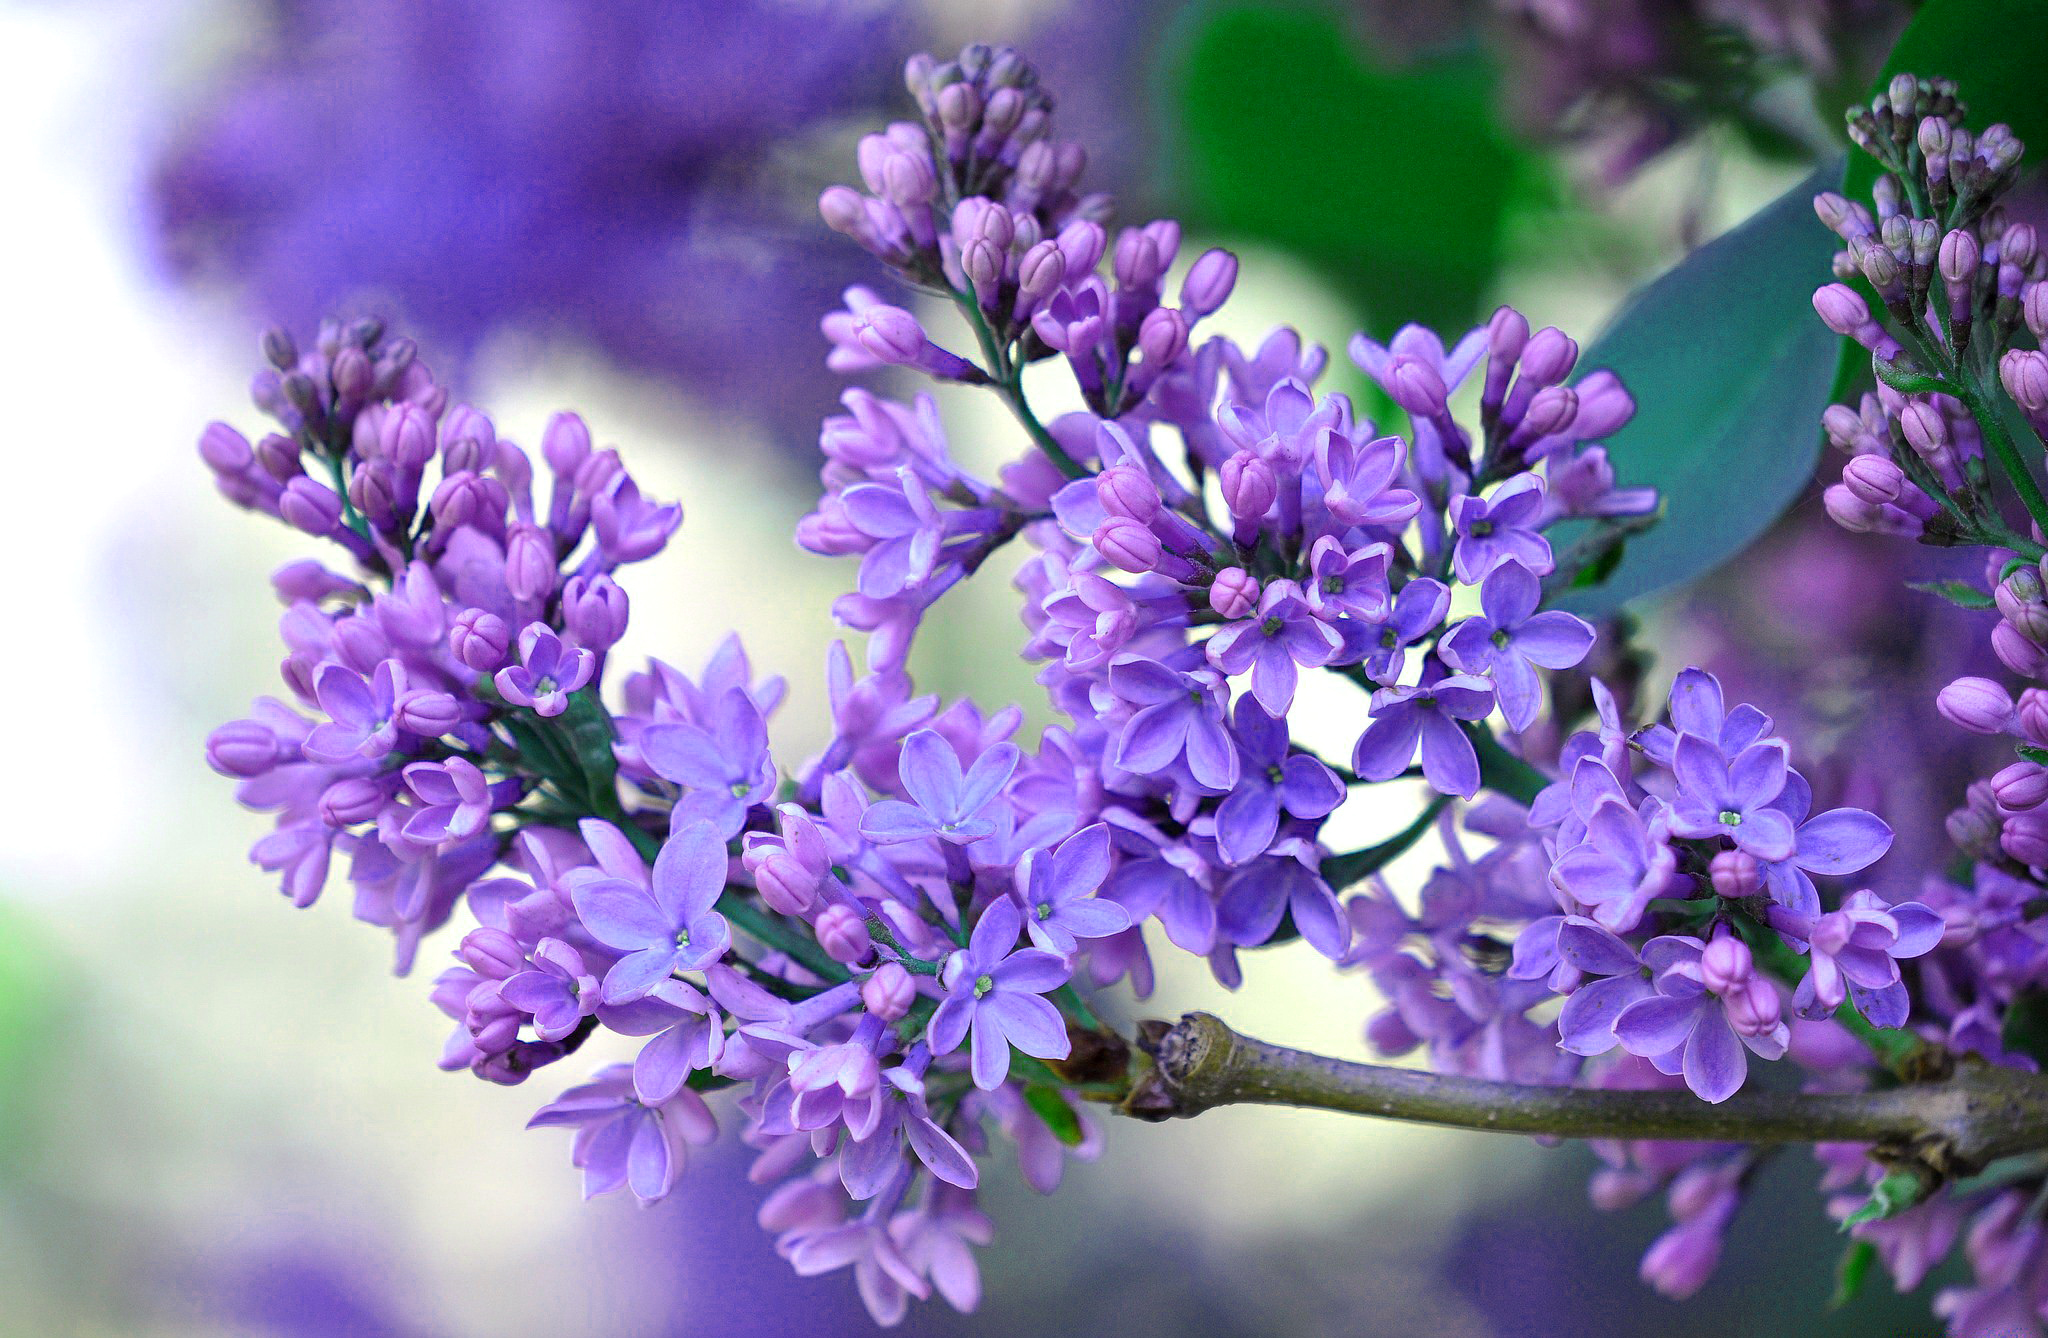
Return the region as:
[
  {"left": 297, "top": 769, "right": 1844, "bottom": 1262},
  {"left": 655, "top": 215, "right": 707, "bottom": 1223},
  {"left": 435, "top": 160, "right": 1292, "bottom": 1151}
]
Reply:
[{"left": 1561, "top": 161, "right": 1843, "bottom": 615}]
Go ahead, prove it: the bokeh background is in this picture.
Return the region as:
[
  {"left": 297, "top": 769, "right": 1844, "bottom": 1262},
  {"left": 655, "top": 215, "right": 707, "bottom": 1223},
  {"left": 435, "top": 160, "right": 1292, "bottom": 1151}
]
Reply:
[{"left": 0, "top": 0, "right": 1969, "bottom": 1333}]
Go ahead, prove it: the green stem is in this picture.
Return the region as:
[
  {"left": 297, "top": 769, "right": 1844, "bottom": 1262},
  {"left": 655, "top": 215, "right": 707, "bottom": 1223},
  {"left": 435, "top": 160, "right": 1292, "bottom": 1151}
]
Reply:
[{"left": 1322, "top": 796, "right": 1452, "bottom": 890}]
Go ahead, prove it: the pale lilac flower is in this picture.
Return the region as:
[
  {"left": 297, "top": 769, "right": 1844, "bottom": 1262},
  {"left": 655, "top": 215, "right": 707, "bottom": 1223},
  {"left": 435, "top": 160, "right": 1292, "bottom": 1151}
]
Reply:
[
  {"left": 1213, "top": 697, "right": 1345, "bottom": 866},
  {"left": 859, "top": 730, "right": 1020, "bottom": 845},
  {"left": 1786, "top": 890, "right": 1944, "bottom": 1025},
  {"left": 1015, "top": 823, "right": 1128, "bottom": 956},
  {"left": 570, "top": 820, "right": 731, "bottom": 1003},
  {"left": 1352, "top": 673, "right": 1497, "bottom": 798},
  {"left": 641, "top": 686, "right": 777, "bottom": 839},
  {"left": 494, "top": 623, "right": 595, "bottom": 717},
  {"left": 526, "top": 1064, "right": 716, "bottom": 1205},
  {"left": 1106, "top": 654, "right": 1239, "bottom": 791},
  {"left": 1303, "top": 536, "right": 1393, "bottom": 621},
  {"left": 499, "top": 938, "right": 600, "bottom": 1042},
  {"left": 1551, "top": 795, "right": 1679, "bottom": 933},
  {"left": 1668, "top": 733, "right": 1796, "bottom": 861},
  {"left": 1613, "top": 937, "right": 1788, "bottom": 1103},
  {"left": 1217, "top": 837, "right": 1349, "bottom": 959},
  {"left": 1448, "top": 474, "right": 1553, "bottom": 584},
  {"left": 1352, "top": 577, "right": 1451, "bottom": 683},
  {"left": 1439, "top": 561, "right": 1596, "bottom": 731},
  {"left": 1205, "top": 579, "right": 1343, "bottom": 714},
  {"left": 302, "top": 660, "right": 405, "bottom": 762},
  {"left": 400, "top": 756, "right": 495, "bottom": 844},
  {"left": 1757, "top": 770, "right": 1894, "bottom": 916},
  {"left": 927, "top": 899, "right": 1072, "bottom": 1091}
]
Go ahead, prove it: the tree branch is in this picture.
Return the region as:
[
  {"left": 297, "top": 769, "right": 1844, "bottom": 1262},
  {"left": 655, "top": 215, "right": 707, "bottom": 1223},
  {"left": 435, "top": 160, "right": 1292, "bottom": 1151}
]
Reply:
[{"left": 1117, "top": 1013, "right": 2048, "bottom": 1177}]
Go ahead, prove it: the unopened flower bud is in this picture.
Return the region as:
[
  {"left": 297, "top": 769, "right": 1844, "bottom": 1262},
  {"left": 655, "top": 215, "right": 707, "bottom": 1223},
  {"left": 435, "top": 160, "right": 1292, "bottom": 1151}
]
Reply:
[
  {"left": 1519, "top": 328, "right": 1578, "bottom": 385},
  {"left": 2002, "top": 350, "right": 2048, "bottom": 414},
  {"left": 1701, "top": 931, "right": 1754, "bottom": 995},
  {"left": 749, "top": 852, "right": 816, "bottom": 916},
  {"left": 2007, "top": 223, "right": 2039, "bottom": 270},
  {"left": 1387, "top": 356, "right": 1449, "bottom": 417},
  {"left": 1995, "top": 762, "right": 2048, "bottom": 811},
  {"left": 279, "top": 477, "right": 343, "bottom": 536},
  {"left": 861, "top": 962, "right": 915, "bottom": 1021},
  {"left": 1899, "top": 400, "right": 1948, "bottom": 458},
  {"left": 505, "top": 524, "right": 557, "bottom": 604},
  {"left": 1723, "top": 976, "right": 1782, "bottom": 1037},
  {"left": 1094, "top": 517, "right": 1162, "bottom": 573},
  {"left": 1210, "top": 567, "right": 1259, "bottom": 620},
  {"left": 459, "top": 928, "right": 529, "bottom": 980},
  {"left": 1095, "top": 464, "right": 1160, "bottom": 522},
  {"left": 1995, "top": 620, "right": 2048, "bottom": 677},
  {"left": 542, "top": 412, "right": 592, "bottom": 478},
  {"left": 1841, "top": 454, "right": 1905, "bottom": 505},
  {"left": 395, "top": 688, "right": 464, "bottom": 737},
  {"left": 1180, "top": 248, "right": 1238, "bottom": 316},
  {"left": 2004, "top": 812, "right": 2048, "bottom": 866},
  {"left": 1948, "top": 787, "right": 2003, "bottom": 858},
  {"left": 814, "top": 904, "right": 873, "bottom": 965},
  {"left": 1812, "top": 284, "right": 1873, "bottom": 336},
  {"left": 319, "top": 777, "right": 387, "bottom": 827},
  {"left": 1016, "top": 241, "right": 1065, "bottom": 303},
  {"left": 1938, "top": 676, "right": 2015, "bottom": 733},
  {"left": 1939, "top": 228, "right": 1980, "bottom": 283},
  {"left": 1822, "top": 483, "right": 1880, "bottom": 532},
  {"left": 1219, "top": 450, "right": 1277, "bottom": 521},
  {"left": 206, "top": 720, "right": 280, "bottom": 777},
  {"left": 331, "top": 346, "right": 373, "bottom": 402},
  {"left": 1138, "top": 307, "right": 1188, "bottom": 365},
  {"left": 450, "top": 608, "right": 512, "bottom": 672},
  {"left": 1709, "top": 850, "right": 1759, "bottom": 899}
]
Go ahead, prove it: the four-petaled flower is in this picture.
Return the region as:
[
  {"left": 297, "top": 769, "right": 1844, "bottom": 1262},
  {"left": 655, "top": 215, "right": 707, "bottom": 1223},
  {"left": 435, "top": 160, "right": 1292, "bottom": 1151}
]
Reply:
[
  {"left": 495, "top": 623, "right": 595, "bottom": 717},
  {"left": 1205, "top": 579, "right": 1343, "bottom": 715},
  {"left": 1352, "top": 673, "right": 1497, "bottom": 798},
  {"left": 1440, "top": 561, "right": 1596, "bottom": 732},
  {"left": 571, "top": 819, "right": 732, "bottom": 1003},
  {"left": 526, "top": 1063, "right": 715, "bottom": 1205},
  {"left": 1213, "top": 697, "right": 1345, "bottom": 866},
  {"left": 860, "top": 729, "right": 1020, "bottom": 845},
  {"left": 1668, "top": 733, "right": 1795, "bottom": 861},
  {"left": 1015, "top": 823, "right": 1129, "bottom": 956},
  {"left": 1448, "top": 474, "right": 1553, "bottom": 585},
  {"left": 927, "top": 899, "right": 1073, "bottom": 1091},
  {"left": 642, "top": 686, "right": 778, "bottom": 839}
]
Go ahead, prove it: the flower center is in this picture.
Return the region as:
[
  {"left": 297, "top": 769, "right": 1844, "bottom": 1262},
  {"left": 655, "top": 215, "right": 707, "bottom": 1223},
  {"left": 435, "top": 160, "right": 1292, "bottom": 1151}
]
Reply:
[
  {"left": 1469, "top": 520, "right": 1494, "bottom": 537},
  {"left": 1036, "top": 901, "right": 1053, "bottom": 920},
  {"left": 1491, "top": 628, "right": 1510, "bottom": 648},
  {"left": 1718, "top": 809, "right": 1743, "bottom": 827},
  {"left": 1260, "top": 616, "right": 1284, "bottom": 637},
  {"left": 1321, "top": 575, "right": 1345, "bottom": 594},
  {"left": 1266, "top": 763, "right": 1285, "bottom": 784},
  {"left": 730, "top": 781, "right": 752, "bottom": 798},
  {"left": 533, "top": 675, "right": 557, "bottom": 695},
  {"left": 675, "top": 927, "right": 692, "bottom": 948},
  {"left": 1380, "top": 628, "right": 1400, "bottom": 649},
  {"left": 973, "top": 973, "right": 995, "bottom": 998}
]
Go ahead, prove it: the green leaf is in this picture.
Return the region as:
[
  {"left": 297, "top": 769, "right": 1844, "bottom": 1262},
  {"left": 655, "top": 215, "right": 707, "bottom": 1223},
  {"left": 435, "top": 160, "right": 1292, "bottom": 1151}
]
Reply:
[
  {"left": 1908, "top": 578, "right": 1996, "bottom": 609},
  {"left": 1322, "top": 796, "right": 1450, "bottom": 890},
  {"left": 2003, "top": 987, "right": 2048, "bottom": 1065},
  {"left": 1842, "top": 1168, "right": 1933, "bottom": 1229},
  {"left": 1831, "top": 1239, "right": 1877, "bottom": 1309},
  {"left": 1023, "top": 1084, "right": 1085, "bottom": 1147},
  {"left": 2021, "top": 744, "right": 2048, "bottom": 766},
  {"left": 1559, "top": 161, "right": 1845, "bottom": 615},
  {"left": 1166, "top": 2, "right": 1534, "bottom": 336}
]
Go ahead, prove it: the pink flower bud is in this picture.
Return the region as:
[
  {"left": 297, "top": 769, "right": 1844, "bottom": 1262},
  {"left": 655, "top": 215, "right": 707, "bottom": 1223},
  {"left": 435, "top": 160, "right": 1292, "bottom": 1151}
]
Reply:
[
  {"left": 1812, "top": 283, "right": 1874, "bottom": 337},
  {"left": 1519, "top": 328, "right": 1578, "bottom": 385},
  {"left": 1709, "top": 850, "right": 1759, "bottom": 899},
  {"left": 505, "top": 524, "right": 557, "bottom": 604},
  {"left": 459, "top": 928, "right": 529, "bottom": 980},
  {"left": 1522, "top": 384, "right": 1579, "bottom": 438},
  {"left": 1899, "top": 400, "right": 1949, "bottom": 458},
  {"left": 1487, "top": 305, "right": 1529, "bottom": 363},
  {"left": 1701, "top": 931, "right": 1754, "bottom": 995},
  {"left": 1138, "top": 307, "right": 1188, "bottom": 365},
  {"left": 2028, "top": 283, "right": 2048, "bottom": 342},
  {"left": 1994, "top": 761, "right": 2048, "bottom": 811},
  {"left": 1210, "top": 567, "right": 1259, "bottom": 620},
  {"left": 1219, "top": 450, "right": 1277, "bottom": 521},
  {"left": 279, "top": 477, "right": 343, "bottom": 536},
  {"left": 1995, "top": 620, "right": 2048, "bottom": 676},
  {"left": 1095, "top": 464, "right": 1160, "bottom": 522},
  {"left": 2002, "top": 349, "right": 2048, "bottom": 414},
  {"left": 1386, "top": 356, "right": 1449, "bottom": 417},
  {"left": 1723, "top": 976, "right": 1781, "bottom": 1037},
  {"left": 854, "top": 306, "right": 929, "bottom": 365},
  {"left": 1822, "top": 482, "right": 1879, "bottom": 532},
  {"left": 198, "top": 421, "right": 254, "bottom": 473},
  {"left": 1180, "top": 248, "right": 1238, "bottom": 316},
  {"left": 451, "top": 608, "right": 512, "bottom": 672},
  {"left": 395, "top": 688, "right": 463, "bottom": 737},
  {"left": 1939, "top": 228, "right": 1980, "bottom": 283},
  {"left": 562, "top": 573, "right": 629, "bottom": 651},
  {"left": 1017, "top": 241, "right": 1066, "bottom": 303},
  {"left": 1938, "top": 676, "right": 2015, "bottom": 733},
  {"left": 1841, "top": 454, "right": 1905, "bottom": 505},
  {"left": 207, "top": 721, "right": 281, "bottom": 777},
  {"left": 861, "top": 962, "right": 916, "bottom": 1021},
  {"left": 749, "top": 852, "right": 816, "bottom": 916},
  {"left": 541, "top": 411, "right": 591, "bottom": 478},
  {"left": 318, "top": 777, "right": 387, "bottom": 827},
  {"left": 1094, "top": 517, "right": 1162, "bottom": 573},
  {"left": 2004, "top": 812, "right": 2048, "bottom": 866},
  {"left": 814, "top": 904, "right": 873, "bottom": 965}
]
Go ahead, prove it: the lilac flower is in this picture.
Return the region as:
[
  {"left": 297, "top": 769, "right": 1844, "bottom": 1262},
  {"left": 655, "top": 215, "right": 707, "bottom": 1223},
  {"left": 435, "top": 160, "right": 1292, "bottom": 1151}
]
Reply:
[
  {"left": 1787, "top": 891, "right": 1944, "bottom": 1026},
  {"left": 1303, "top": 536, "right": 1393, "bottom": 622},
  {"left": 1205, "top": 579, "right": 1343, "bottom": 714},
  {"left": 1551, "top": 795, "right": 1679, "bottom": 933},
  {"left": 1217, "top": 838, "right": 1350, "bottom": 959},
  {"left": 1633, "top": 666, "right": 1773, "bottom": 767},
  {"left": 1106, "top": 654, "right": 1239, "bottom": 791},
  {"left": 1448, "top": 475, "right": 1554, "bottom": 585},
  {"left": 400, "top": 757, "right": 494, "bottom": 844},
  {"left": 498, "top": 938, "right": 599, "bottom": 1042},
  {"left": 570, "top": 820, "right": 731, "bottom": 1003},
  {"left": 302, "top": 661, "right": 405, "bottom": 763},
  {"left": 1352, "top": 577, "right": 1451, "bottom": 684},
  {"left": 641, "top": 687, "right": 777, "bottom": 839},
  {"left": 927, "top": 899, "right": 1072, "bottom": 1091},
  {"left": 1668, "top": 733, "right": 1796, "bottom": 861},
  {"left": 1015, "top": 823, "right": 1128, "bottom": 956},
  {"left": 601, "top": 979, "right": 724, "bottom": 1105},
  {"left": 1352, "top": 673, "right": 1497, "bottom": 798},
  {"left": 1213, "top": 697, "right": 1345, "bottom": 866},
  {"left": 494, "top": 623, "right": 595, "bottom": 717},
  {"left": 1316, "top": 431, "right": 1422, "bottom": 531},
  {"left": 1756, "top": 771, "right": 1894, "bottom": 917},
  {"left": 859, "top": 730, "right": 1019, "bottom": 845},
  {"left": 840, "top": 1054, "right": 979, "bottom": 1198},
  {"left": 1549, "top": 919, "right": 1655, "bottom": 1057},
  {"left": 1613, "top": 937, "right": 1788, "bottom": 1103},
  {"left": 841, "top": 471, "right": 946, "bottom": 598},
  {"left": 526, "top": 1064, "right": 716, "bottom": 1205},
  {"left": 1439, "top": 561, "right": 1596, "bottom": 731}
]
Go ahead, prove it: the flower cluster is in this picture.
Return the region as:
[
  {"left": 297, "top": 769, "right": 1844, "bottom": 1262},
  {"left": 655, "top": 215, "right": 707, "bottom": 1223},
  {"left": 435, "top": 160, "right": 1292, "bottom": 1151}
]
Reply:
[{"left": 199, "top": 42, "right": 2042, "bottom": 1337}]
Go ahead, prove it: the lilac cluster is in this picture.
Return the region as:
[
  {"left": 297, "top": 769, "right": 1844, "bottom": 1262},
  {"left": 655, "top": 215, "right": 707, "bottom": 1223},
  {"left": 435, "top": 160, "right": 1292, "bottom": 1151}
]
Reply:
[
  {"left": 1768, "top": 76, "right": 2048, "bottom": 1332},
  {"left": 200, "top": 41, "right": 2028, "bottom": 1334}
]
